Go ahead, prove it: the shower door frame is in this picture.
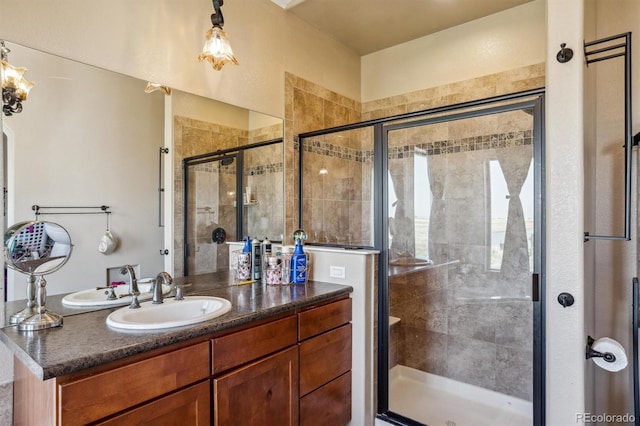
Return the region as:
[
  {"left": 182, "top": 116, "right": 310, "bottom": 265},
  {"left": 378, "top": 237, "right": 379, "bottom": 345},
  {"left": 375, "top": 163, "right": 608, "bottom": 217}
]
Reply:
[
  {"left": 182, "top": 138, "right": 283, "bottom": 277},
  {"left": 376, "top": 93, "right": 546, "bottom": 426},
  {"left": 296, "top": 88, "right": 545, "bottom": 426}
]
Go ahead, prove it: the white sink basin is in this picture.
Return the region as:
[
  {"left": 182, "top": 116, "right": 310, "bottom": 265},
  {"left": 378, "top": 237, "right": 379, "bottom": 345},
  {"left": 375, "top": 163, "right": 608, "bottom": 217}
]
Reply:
[
  {"left": 61, "top": 280, "right": 171, "bottom": 308},
  {"left": 106, "top": 296, "right": 232, "bottom": 330}
]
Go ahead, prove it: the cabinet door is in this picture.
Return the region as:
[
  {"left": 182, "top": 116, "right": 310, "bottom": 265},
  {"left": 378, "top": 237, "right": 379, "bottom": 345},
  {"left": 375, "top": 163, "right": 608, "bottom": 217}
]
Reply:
[
  {"left": 214, "top": 346, "right": 298, "bottom": 426},
  {"left": 96, "top": 380, "right": 211, "bottom": 425}
]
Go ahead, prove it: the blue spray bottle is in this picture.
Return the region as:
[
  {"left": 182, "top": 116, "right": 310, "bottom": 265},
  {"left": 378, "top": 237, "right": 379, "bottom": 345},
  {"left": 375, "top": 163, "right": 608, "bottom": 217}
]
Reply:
[
  {"left": 290, "top": 238, "right": 307, "bottom": 284},
  {"left": 242, "top": 236, "right": 251, "bottom": 253},
  {"left": 236, "top": 237, "right": 252, "bottom": 281}
]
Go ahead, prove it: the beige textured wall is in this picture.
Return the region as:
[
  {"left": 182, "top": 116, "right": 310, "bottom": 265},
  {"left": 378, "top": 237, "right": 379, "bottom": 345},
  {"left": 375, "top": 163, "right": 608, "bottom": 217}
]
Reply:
[
  {"left": 0, "top": 0, "right": 361, "bottom": 119},
  {"left": 3, "top": 44, "right": 165, "bottom": 299},
  {"left": 545, "top": 1, "right": 586, "bottom": 423},
  {"left": 361, "top": 1, "right": 546, "bottom": 103}
]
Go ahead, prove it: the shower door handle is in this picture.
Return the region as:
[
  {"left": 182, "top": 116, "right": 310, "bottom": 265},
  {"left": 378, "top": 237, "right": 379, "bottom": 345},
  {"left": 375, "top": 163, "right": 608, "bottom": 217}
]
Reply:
[{"left": 531, "top": 273, "right": 540, "bottom": 302}]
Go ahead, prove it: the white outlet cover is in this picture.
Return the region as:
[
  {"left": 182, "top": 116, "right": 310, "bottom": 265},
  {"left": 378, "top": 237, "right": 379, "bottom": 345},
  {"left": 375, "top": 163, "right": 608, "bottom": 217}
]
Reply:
[{"left": 329, "top": 265, "right": 346, "bottom": 279}]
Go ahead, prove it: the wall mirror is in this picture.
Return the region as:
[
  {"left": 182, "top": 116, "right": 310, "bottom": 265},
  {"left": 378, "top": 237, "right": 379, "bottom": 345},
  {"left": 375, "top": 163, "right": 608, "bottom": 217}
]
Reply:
[{"left": 1, "top": 41, "right": 284, "bottom": 301}]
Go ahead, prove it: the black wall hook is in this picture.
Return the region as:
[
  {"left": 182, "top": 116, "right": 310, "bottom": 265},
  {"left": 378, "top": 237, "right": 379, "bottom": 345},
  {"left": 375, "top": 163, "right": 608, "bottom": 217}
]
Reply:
[
  {"left": 558, "top": 292, "right": 575, "bottom": 307},
  {"left": 557, "top": 43, "right": 574, "bottom": 63}
]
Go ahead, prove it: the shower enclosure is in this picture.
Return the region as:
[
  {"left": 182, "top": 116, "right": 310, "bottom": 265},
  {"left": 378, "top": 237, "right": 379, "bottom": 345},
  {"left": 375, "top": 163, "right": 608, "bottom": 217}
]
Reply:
[
  {"left": 299, "top": 90, "right": 544, "bottom": 426},
  {"left": 183, "top": 140, "right": 284, "bottom": 276}
]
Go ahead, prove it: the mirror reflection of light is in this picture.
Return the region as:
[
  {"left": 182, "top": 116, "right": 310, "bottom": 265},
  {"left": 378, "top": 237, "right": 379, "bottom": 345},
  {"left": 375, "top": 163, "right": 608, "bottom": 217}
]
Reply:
[{"left": 319, "top": 167, "right": 328, "bottom": 175}]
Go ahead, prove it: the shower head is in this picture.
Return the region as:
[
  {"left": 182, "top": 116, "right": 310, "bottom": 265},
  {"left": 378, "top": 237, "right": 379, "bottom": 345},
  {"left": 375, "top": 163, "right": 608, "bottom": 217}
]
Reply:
[{"left": 220, "top": 157, "right": 234, "bottom": 166}]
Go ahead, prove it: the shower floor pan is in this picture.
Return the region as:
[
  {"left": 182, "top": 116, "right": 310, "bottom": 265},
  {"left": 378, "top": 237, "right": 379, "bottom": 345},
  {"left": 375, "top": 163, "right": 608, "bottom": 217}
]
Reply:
[{"left": 389, "top": 365, "right": 532, "bottom": 426}]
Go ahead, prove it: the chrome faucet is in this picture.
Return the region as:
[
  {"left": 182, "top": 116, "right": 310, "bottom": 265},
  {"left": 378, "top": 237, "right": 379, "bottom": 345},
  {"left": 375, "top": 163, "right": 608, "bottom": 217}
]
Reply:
[
  {"left": 152, "top": 272, "right": 173, "bottom": 304},
  {"left": 119, "top": 265, "right": 140, "bottom": 309}
]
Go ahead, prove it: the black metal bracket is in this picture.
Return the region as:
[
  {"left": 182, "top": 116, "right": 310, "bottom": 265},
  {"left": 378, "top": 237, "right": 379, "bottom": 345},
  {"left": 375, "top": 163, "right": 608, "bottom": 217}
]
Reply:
[
  {"left": 556, "top": 43, "right": 574, "bottom": 63},
  {"left": 586, "top": 335, "right": 617, "bottom": 363},
  {"left": 158, "top": 147, "right": 169, "bottom": 227},
  {"left": 557, "top": 292, "right": 574, "bottom": 308},
  {"left": 211, "top": 0, "right": 225, "bottom": 28}
]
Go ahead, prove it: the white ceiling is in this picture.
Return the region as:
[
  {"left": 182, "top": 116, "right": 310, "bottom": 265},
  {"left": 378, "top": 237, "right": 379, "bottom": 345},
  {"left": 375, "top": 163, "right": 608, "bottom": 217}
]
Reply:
[{"left": 272, "top": 0, "right": 535, "bottom": 55}]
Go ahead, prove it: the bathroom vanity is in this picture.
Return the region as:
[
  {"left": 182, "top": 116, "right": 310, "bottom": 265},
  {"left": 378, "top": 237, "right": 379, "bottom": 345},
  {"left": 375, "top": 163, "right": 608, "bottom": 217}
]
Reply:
[{"left": 1, "top": 273, "right": 353, "bottom": 425}]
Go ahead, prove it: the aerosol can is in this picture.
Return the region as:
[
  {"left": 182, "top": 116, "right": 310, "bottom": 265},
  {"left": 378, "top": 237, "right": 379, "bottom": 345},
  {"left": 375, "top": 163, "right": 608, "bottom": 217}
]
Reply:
[{"left": 251, "top": 237, "right": 261, "bottom": 281}]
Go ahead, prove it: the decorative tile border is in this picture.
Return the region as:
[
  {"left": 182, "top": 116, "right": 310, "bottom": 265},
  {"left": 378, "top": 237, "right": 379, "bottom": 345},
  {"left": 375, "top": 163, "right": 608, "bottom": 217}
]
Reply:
[
  {"left": 300, "top": 129, "right": 532, "bottom": 162},
  {"left": 191, "top": 162, "right": 283, "bottom": 175},
  {"left": 246, "top": 163, "right": 283, "bottom": 176}
]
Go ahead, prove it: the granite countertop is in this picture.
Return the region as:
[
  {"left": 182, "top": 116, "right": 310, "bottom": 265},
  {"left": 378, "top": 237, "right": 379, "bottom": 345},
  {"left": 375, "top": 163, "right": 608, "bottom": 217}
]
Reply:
[{"left": 0, "top": 272, "right": 352, "bottom": 381}]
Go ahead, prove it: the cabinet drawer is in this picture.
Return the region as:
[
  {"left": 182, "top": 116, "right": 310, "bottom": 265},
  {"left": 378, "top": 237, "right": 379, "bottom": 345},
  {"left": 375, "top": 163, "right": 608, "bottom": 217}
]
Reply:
[
  {"left": 58, "top": 341, "right": 210, "bottom": 426},
  {"left": 299, "top": 323, "right": 352, "bottom": 396},
  {"left": 298, "top": 297, "right": 351, "bottom": 341},
  {"left": 212, "top": 315, "right": 297, "bottom": 375},
  {"left": 96, "top": 380, "right": 210, "bottom": 425},
  {"left": 300, "top": 371, "right": 351, "bottom": 426}
]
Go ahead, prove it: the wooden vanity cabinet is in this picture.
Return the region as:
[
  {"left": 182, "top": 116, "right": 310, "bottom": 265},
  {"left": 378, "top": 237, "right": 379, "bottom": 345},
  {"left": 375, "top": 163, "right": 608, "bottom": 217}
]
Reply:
[
  {"left": 12, "top": 296, "right": 352, "bottom": 426},
  {"left": 298, "top": 297, "right": 352, "bottom": 426}
]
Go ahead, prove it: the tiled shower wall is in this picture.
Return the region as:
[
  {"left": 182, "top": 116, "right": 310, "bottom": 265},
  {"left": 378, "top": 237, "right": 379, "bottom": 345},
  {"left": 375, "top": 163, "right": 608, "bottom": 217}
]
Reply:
[
  {"left": 287, "top": 63, "right": 544, "bottom": 402},
  {"left": 386, "top": 124, "right": 535, "bottom": 401},
  {"left": 284, "top": 72, "right": 362, "bottom": 243},
  {"left": 301, "top": 129, "right": 373, "bottom": 246},
  {"left": 173, "top": 116, "right": 282, "bottom": 276},
  {"left": 244, "top": 143, "right": 285, "bottom": 241}
]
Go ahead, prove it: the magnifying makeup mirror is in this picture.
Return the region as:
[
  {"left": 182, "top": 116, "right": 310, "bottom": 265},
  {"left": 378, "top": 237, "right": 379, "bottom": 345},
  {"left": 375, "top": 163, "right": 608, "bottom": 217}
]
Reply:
[{"left": 4, "top": 221, "right": 73, "bottom": 331}]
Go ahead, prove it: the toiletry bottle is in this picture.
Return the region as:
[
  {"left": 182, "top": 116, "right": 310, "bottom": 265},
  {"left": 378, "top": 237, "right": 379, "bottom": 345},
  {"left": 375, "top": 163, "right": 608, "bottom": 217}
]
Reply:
[
  {"left": 280, "top": 246, "right": 291, "bottom": 285},
  {"left": 242, "top": 236, "right": 251, "bottom": 253},
  {"left": 251, "top": 237, "right": 261, "bottom": 281},
  {"left": 260, "top": 237, "right": 272, "bottom": 284},
  {"left": 290, "top": 238, "right": 307, "bottom": 284},
  {"left": 236, "top": 236, "right": 252, "bottom": 281},
  {"left": 265, "top": 255, "right": 281, "bottom": 285}
]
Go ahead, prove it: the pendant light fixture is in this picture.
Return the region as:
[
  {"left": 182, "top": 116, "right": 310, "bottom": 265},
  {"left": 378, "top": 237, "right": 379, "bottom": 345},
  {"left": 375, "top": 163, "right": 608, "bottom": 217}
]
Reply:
[
  {"left": 198, "top": 0, "right": 239, "bottom": 71},
  {"left": 1, "top": 41, "right": 35, "bottom": 116}
]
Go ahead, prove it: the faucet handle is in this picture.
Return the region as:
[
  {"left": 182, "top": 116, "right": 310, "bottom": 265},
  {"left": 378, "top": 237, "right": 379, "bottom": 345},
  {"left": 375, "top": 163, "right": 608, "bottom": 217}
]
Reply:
[
  {"left": 96, "top": 286, "right": 118, "bottom": 301},
  {"left": 174, "top": 283, "right": 192, "bottom": 301}
]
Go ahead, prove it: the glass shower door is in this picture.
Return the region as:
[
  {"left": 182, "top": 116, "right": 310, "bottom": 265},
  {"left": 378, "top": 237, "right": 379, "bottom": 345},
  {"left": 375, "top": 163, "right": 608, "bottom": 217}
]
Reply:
[
  {"left": 385, "top": 104, "right": 540, "bottom": 426},
  {"left": 184, "top": 155, "right": 237, "bottom": 275}
]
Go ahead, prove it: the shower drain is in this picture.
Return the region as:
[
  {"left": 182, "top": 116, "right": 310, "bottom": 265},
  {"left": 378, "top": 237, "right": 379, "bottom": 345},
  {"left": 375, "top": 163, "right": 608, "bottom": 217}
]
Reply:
[{"left": 445, "top": 421, "right": 456, "bottom": 426}]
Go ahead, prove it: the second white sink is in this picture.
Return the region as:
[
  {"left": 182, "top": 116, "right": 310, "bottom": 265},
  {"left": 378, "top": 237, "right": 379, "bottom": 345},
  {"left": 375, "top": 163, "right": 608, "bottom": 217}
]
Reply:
[
  {"left": 106, "top": 296, "right": 232, "bottom": 330},
  {"left": 61, "top": 280, "right": 171, "bottom": 308}
]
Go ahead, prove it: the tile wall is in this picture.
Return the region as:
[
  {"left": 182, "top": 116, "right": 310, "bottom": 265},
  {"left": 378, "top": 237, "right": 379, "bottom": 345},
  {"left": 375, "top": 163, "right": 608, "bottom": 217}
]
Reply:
[
  {"left": 284, "top": 72, "right": 362, "bottom": 243},
  {"left": 173, "top": 116, "right": 282, "bottom": 276}
]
